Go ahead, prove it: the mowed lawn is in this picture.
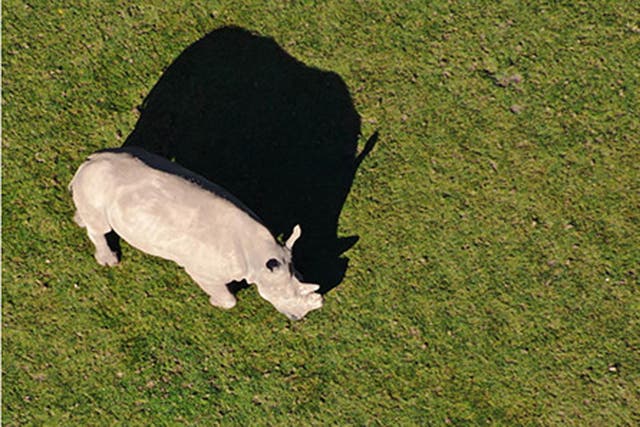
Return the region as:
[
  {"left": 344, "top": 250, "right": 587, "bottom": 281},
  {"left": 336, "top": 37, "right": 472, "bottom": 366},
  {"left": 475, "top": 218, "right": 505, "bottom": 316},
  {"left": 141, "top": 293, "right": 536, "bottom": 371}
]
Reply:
[{"left": 3, "top": 1, "right": 639, "bottom": 425}]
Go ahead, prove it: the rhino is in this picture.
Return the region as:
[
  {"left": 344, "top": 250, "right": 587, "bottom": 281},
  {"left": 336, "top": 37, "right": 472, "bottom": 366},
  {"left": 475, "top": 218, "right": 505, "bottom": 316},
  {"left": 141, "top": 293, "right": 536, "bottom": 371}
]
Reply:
[{"left": 69, "top": 147, "right": 323, "bottom": 320}]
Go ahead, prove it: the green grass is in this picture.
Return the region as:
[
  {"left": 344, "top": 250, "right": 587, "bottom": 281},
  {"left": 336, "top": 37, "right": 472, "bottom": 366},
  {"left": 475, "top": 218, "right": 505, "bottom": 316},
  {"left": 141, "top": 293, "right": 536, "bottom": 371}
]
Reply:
[{"left": 3, "top": 0, "right": 640, "bottom": 425}]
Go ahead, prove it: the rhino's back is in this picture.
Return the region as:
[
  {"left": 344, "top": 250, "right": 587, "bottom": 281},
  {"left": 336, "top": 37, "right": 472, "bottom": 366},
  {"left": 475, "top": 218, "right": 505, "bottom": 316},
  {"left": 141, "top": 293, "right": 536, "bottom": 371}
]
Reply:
[
  {"left": 84, "top": 149, "right": 268, "bottom": 272},
  {"left": 93, "top": 147, "right": 261, "bottom": 222}
]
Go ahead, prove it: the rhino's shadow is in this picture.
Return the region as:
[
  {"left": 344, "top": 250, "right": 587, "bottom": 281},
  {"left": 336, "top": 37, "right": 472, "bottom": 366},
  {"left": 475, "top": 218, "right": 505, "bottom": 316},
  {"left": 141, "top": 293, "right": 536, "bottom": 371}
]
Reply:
[{"left": 123, "top": 26, "right": 376, "bottom": 293}]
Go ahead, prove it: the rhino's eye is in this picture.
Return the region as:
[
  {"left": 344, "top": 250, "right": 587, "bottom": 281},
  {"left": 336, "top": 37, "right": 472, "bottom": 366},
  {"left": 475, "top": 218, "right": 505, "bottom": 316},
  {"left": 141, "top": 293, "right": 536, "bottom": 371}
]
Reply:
[{"left": 266, "top": 258, "right": 281, "bottom": 271}]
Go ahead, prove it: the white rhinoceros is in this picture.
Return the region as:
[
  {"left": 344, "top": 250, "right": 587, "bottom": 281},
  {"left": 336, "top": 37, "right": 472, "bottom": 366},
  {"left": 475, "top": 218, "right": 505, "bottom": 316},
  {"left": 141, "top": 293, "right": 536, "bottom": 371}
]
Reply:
[{"left": 69, "top": 147, "right": 322, "bottom": 320}]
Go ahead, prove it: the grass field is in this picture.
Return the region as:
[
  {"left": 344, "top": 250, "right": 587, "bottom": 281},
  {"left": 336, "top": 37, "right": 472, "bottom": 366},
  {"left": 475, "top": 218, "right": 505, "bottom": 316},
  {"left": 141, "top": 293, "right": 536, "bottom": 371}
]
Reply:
[{"left": 3, "top": 1, "right": 640, "bottom": 425}]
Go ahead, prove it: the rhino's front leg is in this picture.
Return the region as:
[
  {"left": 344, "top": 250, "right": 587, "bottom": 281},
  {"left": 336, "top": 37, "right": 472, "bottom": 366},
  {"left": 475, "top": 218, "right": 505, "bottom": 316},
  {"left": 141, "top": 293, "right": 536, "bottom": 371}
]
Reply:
[
  {"left": 188, "top": 272, "right": 237, "bottom": 309},
  {"left": 208, "top": 288, "right": 237, "bottom": 309}
]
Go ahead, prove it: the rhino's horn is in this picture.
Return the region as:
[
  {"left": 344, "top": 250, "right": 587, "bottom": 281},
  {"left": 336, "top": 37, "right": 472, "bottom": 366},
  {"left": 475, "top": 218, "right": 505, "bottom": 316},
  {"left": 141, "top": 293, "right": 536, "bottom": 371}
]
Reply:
[
  {"left": 299, "top": 283, "right": 320, "bottom": 295},
  {"left": 285, "top": 224, "right": 302, "bottom": 250}
]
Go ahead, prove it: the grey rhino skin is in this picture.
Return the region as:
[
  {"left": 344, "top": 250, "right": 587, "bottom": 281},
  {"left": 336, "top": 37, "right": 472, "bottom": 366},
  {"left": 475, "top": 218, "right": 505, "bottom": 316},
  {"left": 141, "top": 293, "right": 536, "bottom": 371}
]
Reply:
[{"left": 69, "top": 147, "right": 322, "bottom": 320}]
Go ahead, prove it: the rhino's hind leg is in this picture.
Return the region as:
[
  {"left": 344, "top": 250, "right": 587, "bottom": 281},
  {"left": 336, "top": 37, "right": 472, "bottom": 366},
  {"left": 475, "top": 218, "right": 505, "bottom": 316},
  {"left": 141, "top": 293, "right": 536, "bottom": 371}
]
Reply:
[
  {"left": 188, "top": 273, "right": 237, "bottom": 309},
  {"left": 88, "top": 230, "right": 120, "bottom": 267},
  {"left": 73, "top": 211, "right": 86, "bottom": 228},
  {"left": 74, "top": 210, "right": 120, "bottom": 267}
]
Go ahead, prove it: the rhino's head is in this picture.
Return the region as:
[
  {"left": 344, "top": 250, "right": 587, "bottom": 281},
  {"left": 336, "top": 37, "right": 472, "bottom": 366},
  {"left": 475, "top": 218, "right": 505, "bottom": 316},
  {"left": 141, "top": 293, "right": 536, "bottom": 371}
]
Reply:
[{"left": 253, "top": 225, "right": 323, "bottom": 320}]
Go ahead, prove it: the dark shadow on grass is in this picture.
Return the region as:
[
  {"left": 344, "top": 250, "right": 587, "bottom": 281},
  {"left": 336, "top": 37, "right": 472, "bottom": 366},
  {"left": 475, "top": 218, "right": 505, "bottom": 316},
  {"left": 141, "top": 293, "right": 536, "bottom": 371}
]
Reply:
[
  {"left": 105, "top": 231, "right": 122, "bottom": 263},
  {"left": 123, "top": 26, "right": 377, "bottom": 293}
]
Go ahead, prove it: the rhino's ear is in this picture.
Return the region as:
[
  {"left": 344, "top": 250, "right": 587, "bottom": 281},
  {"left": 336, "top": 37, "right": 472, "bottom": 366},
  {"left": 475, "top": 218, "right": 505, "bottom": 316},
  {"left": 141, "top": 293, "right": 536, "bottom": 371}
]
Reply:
[{"left": 285, "top": 224, "right": 302, "bottom": 250}]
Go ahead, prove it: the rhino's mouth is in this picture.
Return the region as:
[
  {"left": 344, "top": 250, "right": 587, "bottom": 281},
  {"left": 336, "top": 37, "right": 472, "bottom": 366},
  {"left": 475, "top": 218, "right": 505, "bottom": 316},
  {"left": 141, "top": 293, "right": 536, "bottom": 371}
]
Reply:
[
  {"left": 281, "top": 295, "right": 323, "bottom": 321},
  {"left": 255, "top": 278, "right": 323, "bottom": 320}
]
